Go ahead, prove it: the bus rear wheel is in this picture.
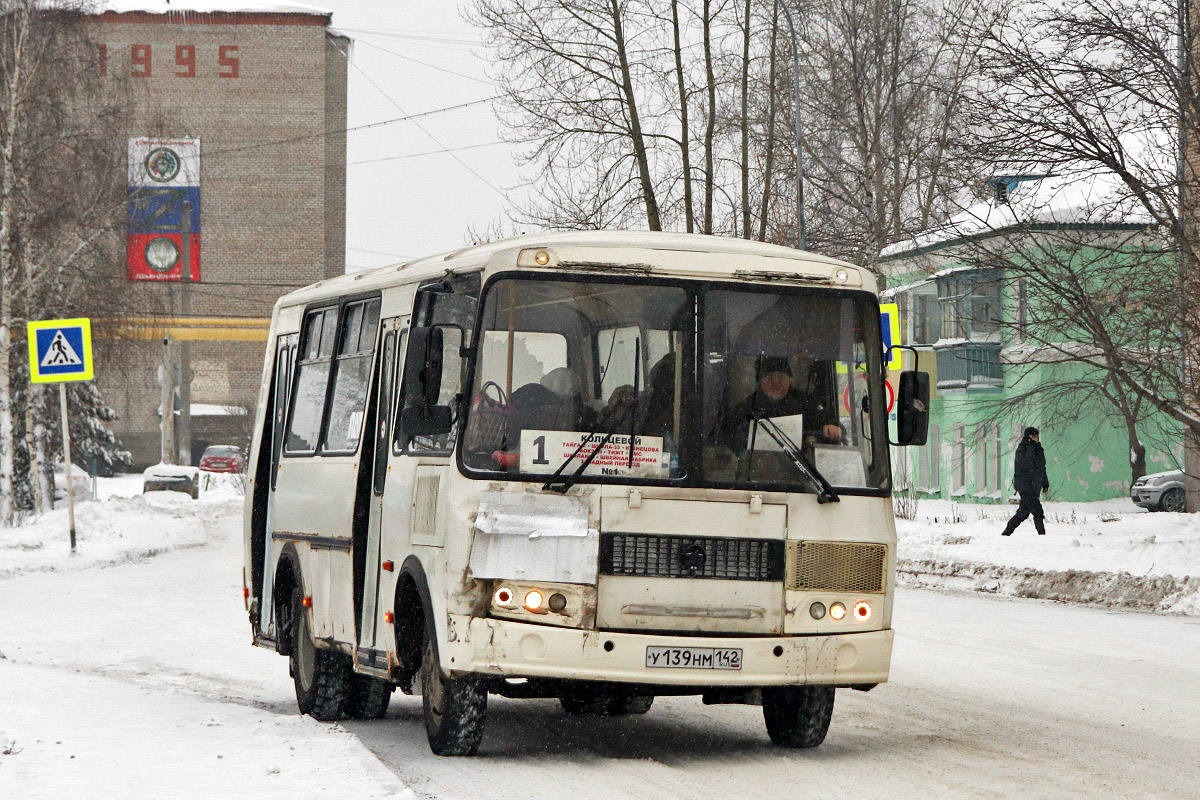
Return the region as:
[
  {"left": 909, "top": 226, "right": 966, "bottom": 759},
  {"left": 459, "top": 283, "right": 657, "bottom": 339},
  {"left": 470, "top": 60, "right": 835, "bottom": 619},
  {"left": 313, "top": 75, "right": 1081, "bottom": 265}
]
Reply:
[
  {"left": 762, "top": 685, "right": 835, "bottom": 748},
  {"left": 346, "top": 674, "right": 393, "bottom": 720},
  {"left": 290, "top": 589, "right": 351, "bottom": 721},
  {"left": 419, "top": 638, "right": 487, "bottom": 756}
]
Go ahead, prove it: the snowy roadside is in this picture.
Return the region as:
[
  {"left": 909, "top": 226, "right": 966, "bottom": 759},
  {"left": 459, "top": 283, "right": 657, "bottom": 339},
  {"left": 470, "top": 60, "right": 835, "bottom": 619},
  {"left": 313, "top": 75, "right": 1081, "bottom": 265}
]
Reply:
[
  {"left": 0, "top": 476, "right": 413, "bottom": 800},
  {"left": 895, "top": 499, "right": 1200, "bottom": 615},
  {"left": 0, "top": 474, "right": 240, "bottom": 580}
]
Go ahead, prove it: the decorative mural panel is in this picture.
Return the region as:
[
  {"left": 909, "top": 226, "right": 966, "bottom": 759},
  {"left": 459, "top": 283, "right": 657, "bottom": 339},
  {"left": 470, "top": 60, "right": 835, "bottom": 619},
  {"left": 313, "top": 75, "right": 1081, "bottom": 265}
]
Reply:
[{"left": 127, "top": 138, "right": 201, "bottom": 281}]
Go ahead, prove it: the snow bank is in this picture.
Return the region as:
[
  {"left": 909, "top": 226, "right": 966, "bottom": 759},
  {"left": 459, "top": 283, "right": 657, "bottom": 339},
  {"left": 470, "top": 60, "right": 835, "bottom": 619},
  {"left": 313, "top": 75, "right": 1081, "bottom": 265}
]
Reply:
[
  {"left": 896, "top": 499, "right": 1200, "bottom": 614},
  {"left": 0, "top": 474, "right": 239, "bottom": 580}
]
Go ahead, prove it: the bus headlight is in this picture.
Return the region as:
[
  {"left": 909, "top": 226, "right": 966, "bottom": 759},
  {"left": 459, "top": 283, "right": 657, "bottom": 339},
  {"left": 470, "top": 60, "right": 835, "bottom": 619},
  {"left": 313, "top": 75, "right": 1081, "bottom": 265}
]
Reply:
[
  {"left": 523, "top": 589, "right": 545, "bottom": 612},
  {"left": 809, "top": 601, "right": 826, "bottom": 620},
  {"left": 829, "top": 601, "right": 847, "bottom": 620},
  {"left": 853, "top": 601, "right": 872, "bottom": 621}
]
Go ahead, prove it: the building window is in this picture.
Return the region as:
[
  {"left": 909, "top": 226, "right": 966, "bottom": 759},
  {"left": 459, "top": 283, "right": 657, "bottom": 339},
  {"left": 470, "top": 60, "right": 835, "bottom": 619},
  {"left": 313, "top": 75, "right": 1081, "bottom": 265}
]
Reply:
[
  {"left": 1017, "top": 279, "right": 1028, "bottom": 343},
  {"left": 913, "top": 291, "right": 940, "bottom": 344},
  {"left": 937, "top": 272, "right": 1002, "bottom": 341},
  {"left": 952, "top": 423, "right": 965, "bottom": 492},
  {"left": 991, "top": 424, "right": 1003, "bottom": 492},
  {"left": 924, "top": 424, "right": 941, "bottom": 491},
  {"left": 975, "top": 424, "right": 989, "bottom": 493}
]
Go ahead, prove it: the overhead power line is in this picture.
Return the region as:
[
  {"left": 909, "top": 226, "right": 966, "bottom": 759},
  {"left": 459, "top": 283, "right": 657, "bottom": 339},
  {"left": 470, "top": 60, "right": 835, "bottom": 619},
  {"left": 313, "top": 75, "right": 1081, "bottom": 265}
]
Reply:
[
  {"left": 347, "top": 246, "right": 413, "bottom": 258},
  {"left": 349, "top": 140, "right": 506, "bottom": 166},
  {"left": 197, "top": 96, "right": 498, "bottom": 160},
  {"left": 349, "top": 58, "right": 507, "bottom": 199},
  {"left": 355, "top": 39, "right": 493, "bottom": 86}
]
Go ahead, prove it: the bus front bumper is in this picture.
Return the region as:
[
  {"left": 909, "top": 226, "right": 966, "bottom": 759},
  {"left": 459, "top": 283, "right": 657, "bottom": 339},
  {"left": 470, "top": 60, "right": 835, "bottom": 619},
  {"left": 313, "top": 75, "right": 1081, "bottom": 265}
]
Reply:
[{"left": 443, "top": 614, "right": 893, "bottom": 687}]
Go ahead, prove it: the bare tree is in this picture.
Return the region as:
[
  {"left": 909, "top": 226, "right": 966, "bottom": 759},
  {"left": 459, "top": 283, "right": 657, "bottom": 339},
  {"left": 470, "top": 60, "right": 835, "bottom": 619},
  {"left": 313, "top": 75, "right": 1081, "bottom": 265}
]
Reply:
[
  {"left": 957, "top": 0, "right": 1200, "bottom": 499},
  {"left": 792, "top": 0, "right": 1001, "bottom": 266},
  {"left": 1, "top": 2, "right": 131, "bottom": 523},
  {"left": 471, "top": 0, "right": 666, "bottom": 230}
]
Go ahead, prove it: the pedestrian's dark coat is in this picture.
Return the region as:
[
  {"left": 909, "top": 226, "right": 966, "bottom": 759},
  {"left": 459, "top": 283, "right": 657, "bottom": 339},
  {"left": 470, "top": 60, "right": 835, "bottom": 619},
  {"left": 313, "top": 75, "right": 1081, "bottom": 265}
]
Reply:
[{"left": 1012, "top": 435, "right": 1049, "bottom": 494}]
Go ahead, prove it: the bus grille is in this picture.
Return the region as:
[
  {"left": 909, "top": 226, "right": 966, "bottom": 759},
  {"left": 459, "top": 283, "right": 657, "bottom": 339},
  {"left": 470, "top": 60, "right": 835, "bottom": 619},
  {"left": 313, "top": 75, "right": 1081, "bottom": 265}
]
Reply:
[
  {"left": 785, "top": 541, "right": 887, "bottom": 593},
  {"left": 600, "top": 533, "right": 784, "bottom": 581}
]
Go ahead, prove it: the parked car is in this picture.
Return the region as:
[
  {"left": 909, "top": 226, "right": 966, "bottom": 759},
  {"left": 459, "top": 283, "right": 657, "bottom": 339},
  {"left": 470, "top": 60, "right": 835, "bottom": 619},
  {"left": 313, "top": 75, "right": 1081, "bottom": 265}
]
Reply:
[
  {"left": 142, "top": 464, "right": 200, "bottom": 499},
  {"left": 1131, "top": 469, "right": 1186, "bottom": 512},
  {"left": 199, "top": 445, "right": 246, "bottom": 474},
  {"left": 53, "top": 463, "right": 93, "bottom": 501}
]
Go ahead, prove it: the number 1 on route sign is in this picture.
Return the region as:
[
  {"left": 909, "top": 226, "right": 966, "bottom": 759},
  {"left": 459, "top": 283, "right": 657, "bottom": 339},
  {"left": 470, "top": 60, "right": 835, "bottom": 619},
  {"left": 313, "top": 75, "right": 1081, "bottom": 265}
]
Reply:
[{"left": 27, "top": 318, "right": 94, "bottom": 383}]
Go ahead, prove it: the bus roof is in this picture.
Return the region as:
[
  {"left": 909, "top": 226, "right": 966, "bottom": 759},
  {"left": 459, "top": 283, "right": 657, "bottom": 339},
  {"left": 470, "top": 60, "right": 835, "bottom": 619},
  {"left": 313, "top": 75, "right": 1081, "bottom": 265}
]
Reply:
[{"left": 276, "top": 230, "right": 866, "bottom": 310}]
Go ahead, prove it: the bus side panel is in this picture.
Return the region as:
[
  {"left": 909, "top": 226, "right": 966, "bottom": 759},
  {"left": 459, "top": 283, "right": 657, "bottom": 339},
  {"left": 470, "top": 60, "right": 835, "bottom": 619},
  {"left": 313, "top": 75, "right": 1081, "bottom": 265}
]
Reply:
[
  {"left": 377, "top": 450, "right": 417, "bottom": 659},
  {"left": 273, "top": 457, "right": 359, "bottom": 642}
]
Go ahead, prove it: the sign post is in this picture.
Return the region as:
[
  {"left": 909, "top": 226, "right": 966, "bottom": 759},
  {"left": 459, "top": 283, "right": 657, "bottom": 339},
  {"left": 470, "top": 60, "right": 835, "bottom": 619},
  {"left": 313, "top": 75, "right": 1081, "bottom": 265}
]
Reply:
[{"left": 27, "top": 318, "right": 95, "bottom": 553}]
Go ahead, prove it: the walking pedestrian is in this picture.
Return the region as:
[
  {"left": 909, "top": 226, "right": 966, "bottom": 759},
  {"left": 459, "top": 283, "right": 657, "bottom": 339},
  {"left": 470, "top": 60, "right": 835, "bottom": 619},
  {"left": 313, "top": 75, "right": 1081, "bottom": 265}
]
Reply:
[{"left": 1001, "top": 426, "right": 1049, "bottom": 536}]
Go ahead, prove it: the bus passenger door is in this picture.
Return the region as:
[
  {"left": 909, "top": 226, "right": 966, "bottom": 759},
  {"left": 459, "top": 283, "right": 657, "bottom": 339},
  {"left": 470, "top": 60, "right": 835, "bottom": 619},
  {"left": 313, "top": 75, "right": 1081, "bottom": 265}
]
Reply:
[
  {"left": 360, "top": 320, "right": 399, "bottom": 651},
  {"left": 262, "top": 333, "right": 296, "bottom": 639}
]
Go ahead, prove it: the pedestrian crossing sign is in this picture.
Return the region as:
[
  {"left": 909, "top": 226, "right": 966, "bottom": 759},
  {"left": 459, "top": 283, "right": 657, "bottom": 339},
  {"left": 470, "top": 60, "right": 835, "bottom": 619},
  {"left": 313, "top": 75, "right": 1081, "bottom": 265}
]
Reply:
[{"left": 27, "top": 318, "right": 94, "bottom": 383}]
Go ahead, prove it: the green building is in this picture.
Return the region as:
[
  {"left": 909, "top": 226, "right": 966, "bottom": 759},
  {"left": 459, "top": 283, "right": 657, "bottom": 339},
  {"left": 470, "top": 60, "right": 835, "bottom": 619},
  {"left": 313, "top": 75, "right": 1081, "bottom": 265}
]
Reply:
[{"left": 879, "top": 175, "right": 1180, "bottom": 503}]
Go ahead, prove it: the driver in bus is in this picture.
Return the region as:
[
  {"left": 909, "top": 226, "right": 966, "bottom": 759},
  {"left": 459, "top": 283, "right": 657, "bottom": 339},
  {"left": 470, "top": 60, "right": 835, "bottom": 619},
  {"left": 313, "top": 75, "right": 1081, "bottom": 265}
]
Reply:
[{"left": 722, "top": 356, "right": 842, "bottom": 450}]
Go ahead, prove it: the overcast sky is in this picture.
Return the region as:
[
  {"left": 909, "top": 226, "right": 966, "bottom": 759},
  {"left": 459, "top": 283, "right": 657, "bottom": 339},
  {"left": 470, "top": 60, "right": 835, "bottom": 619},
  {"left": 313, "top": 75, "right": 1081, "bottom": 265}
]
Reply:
[{"left": 318, "top": 0, "right": 526, "bottom": 271}]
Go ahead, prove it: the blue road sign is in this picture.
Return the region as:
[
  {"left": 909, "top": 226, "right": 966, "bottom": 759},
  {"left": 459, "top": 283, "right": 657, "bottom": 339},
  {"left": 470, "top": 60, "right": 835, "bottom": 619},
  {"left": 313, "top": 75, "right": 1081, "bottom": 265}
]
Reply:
[{"left": 28, "top": 318, "right": 94, "bottom": 383}]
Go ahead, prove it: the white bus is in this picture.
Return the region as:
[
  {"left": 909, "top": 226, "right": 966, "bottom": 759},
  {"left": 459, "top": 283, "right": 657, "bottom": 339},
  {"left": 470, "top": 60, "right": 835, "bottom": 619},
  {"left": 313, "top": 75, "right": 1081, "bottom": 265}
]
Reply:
[{"left": 242, "top": 231, "right": 928, "bottom": 756}]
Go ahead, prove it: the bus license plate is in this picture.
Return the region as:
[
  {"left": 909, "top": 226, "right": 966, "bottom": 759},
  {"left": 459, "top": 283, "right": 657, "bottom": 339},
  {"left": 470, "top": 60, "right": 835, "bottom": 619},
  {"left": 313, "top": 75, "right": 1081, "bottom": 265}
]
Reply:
[{"left": 645, "top": 646, "right": 742, "bottom": 670}]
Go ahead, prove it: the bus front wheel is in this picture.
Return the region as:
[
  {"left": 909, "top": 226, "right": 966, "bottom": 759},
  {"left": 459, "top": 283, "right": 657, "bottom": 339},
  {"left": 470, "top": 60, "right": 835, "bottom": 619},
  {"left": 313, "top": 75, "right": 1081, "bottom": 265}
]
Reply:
[
  {"left": 290, "top": 589, "right": 351, "bottom": 721},
  {"left": 419, "top": 637, "right": 487, "bottom": 756},
  {"left": 762, "top": 685, "right": 835, "bottom": 748}
]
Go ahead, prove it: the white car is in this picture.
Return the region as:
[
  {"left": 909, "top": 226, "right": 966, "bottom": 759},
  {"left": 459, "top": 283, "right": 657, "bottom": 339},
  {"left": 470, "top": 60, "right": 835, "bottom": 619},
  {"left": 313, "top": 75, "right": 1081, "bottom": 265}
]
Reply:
[
  {"left": 53, "top": 463, "right": 93, "bottom": 501},
  {"left": 1130, "top": 470, "right": 1185, "bottom": 512},
  {"left": 142, "top": 464, "right": 201, "bottom": 499}
]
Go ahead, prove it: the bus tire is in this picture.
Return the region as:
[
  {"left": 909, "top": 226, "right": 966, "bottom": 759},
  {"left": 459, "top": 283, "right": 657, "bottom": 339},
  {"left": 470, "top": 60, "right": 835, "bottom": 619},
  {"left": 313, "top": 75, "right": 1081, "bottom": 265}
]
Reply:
[
  {"left": 290, "top": 588, "right": 351, "bottom": 721},
  {"left": 609, "top": 694, "right": 654, "bottom": 715},
  {"left": 420, "top": 637, "right": 487, "bottom": 756},
  {"left": 346, "top": 674, "right": 393, "bottom": 720},
  {"left": 762, "top": 685, "right": 835, "bottom": 748},
  {"left": 559, "top": 687, "right": 606, "bottom": 715}
]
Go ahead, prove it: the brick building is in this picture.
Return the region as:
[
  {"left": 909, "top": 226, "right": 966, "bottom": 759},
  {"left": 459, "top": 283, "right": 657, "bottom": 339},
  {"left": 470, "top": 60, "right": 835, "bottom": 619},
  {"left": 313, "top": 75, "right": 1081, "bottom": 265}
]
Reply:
[{"left": 88, "top": 1, "right": 348, "bottom": 466}]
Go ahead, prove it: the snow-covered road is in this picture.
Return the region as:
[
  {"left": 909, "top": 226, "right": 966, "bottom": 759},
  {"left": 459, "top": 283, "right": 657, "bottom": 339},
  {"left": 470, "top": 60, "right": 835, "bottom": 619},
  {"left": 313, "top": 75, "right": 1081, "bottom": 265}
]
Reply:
[
  {"left": 2, "top": 495, "right": 1198, "bottom": 798},
  {"left": 353, "top": 588, "right": 1200, "bottom": 800}
]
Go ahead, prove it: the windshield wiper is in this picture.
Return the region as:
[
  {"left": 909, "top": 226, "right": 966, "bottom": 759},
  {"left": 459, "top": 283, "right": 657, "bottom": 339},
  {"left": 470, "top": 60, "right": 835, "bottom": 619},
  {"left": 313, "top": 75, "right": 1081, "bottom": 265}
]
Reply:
[
  {"left": 541, "top": 401, "right": 635, "bottom": 494},
  {"left": 751, "top": 415, "right": 840, "bottom": 504}
]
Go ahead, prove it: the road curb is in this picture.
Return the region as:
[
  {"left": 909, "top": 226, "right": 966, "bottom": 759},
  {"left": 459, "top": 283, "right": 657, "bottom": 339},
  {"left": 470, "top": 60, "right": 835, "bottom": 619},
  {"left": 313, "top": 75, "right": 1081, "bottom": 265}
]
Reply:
[{"left": 896, "top": 558, "right": 1200, "bottom": 614}]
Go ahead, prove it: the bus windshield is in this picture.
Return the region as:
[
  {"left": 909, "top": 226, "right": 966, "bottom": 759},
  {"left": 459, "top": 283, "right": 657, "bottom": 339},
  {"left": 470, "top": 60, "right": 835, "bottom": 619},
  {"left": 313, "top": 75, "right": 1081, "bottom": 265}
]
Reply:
[{"left": 460, "top": 273, "right": 889, "bottom": 493}]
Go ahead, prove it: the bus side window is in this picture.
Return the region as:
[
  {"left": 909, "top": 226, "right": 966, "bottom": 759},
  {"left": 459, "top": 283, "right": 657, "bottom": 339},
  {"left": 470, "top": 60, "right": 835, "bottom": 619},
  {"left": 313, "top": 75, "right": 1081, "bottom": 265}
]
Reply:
[
  {"left": 285, "top": 306, "right": 337, "bottom": 454},
  {"left": 398, "top": 331, "right": 412, "bottom": 455},
  {"left": 373, "top": 330, "right": 397, "bottom": 496},
  {"left": 321, "top": 297, "right": 381, "bottom": 454},
  {"left": 398, "top": 273, "right": 479, "bottom": 454}
]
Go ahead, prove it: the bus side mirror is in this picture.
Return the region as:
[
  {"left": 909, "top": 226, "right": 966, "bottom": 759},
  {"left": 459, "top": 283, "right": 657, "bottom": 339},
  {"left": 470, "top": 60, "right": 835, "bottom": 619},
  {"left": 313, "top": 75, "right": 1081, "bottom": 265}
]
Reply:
[
  {"left": 401, "top": 326, "right": 453, "bottom": 436},
  {"left": 893, "top": 370, "right": 929, "bottom": 446}
]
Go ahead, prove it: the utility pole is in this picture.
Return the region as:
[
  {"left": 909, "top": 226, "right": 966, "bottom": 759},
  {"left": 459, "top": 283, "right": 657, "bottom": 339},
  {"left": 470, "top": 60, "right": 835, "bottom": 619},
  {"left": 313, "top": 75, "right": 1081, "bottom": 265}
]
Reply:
[
  {"left": 58, "top": 384, "right": 76, "bottom": 551},
  {"left": 178, "top": 200, "right": 193, "bottom": 465},
  {"left": 161, "top": 334, "right": 176, "bottom": 464},
  {"left": 1178, "top": 0, "right": 1199, "bottom": 512},
  {"left": 778, "top": 1, "right": 807, "bottom": 250}
]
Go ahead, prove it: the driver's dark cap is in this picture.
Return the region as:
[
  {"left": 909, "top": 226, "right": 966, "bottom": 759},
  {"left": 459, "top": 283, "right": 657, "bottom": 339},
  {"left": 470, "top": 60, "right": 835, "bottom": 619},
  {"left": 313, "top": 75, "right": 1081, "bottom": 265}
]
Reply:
[{"left": 759, "top": 356, "right": 791, "bottom": 377}]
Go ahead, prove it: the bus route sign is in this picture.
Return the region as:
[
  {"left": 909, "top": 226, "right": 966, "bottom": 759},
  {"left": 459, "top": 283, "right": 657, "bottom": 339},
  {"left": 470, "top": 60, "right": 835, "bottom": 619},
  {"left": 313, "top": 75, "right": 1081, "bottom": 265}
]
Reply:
[{"left": 27, "top": 318, "right": 94, "bottom": 383}]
